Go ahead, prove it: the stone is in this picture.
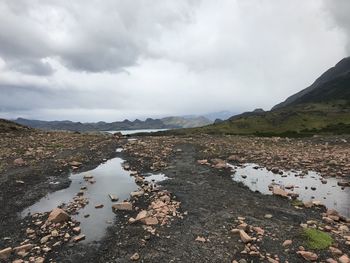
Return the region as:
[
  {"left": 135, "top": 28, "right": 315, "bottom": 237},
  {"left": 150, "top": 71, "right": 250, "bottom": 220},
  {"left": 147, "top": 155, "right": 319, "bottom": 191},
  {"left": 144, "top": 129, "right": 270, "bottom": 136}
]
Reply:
[
  {"left": 135, "top": 210, "right": 148, "bottom": 221},
  {"left": 47, "top": 208, "right": 70, "bottom": 223},
  {"left": 0, "top": 247, "right": 12, "bottom": 260},
  {"left": 195, "top": 236, "right": 206, "bottom": 242},
  {"left": 339, "top": 255, "right": 350, "bottom": 263},
  {"left": 35, "top": 257, "right": 45, "bottom": 263},
  {"left": 72, "top": 227, "right": 81, "bottom": 234},
  {"left": 51, "top": 230, "right": 59, "bottom": 237},
  {"left": 272, "top": 186, "right": 288, "bottom": 197},
  {"left": 13, "top": 244, "right": 33, "bottom": 254},
  {"left": 72, "top": 235, "right": 86, "bottom": 243},
  {"left": 40, "top": 235, "right": 50, "bottom": 244},
  {"left": 130, "top": 252, "right": 140, "bottom": 261},
  {"left": 112, "top": 202, "right": 133, "bottom": 211},
  {"left": 141, "top": 217, "right": 159, "bottom": 225},
  {"left": 13, "top": 158, "right": 25, "bottom": 165},
  {"left": 326, "top": 259, "right": 338, "bottom": 263},
  {"left": 130, "top": 191, "right": 144, "bottom": 198},
  {"left": 329, "top": 246, "right": 342, "bottom": 255},
  {"left": 282, "top": 240, "right": 292, "bottom": 247},
  {"left": 95, "top": 204, "right": 104, "bottom": 209},
  {"left": 69, "top": 161, "right": 82, "bottom": 166},
  {"left": 264, "top": 214, "right": 273, "bottom": 219},
  {"left": 239, "top": 230, "right": 252, "bottom": 243},
  {"left": 108, "top": 194, "right": 119, "bottom": 201},
  {"left": 297, "top": 251, "right": 318, "bottom": 261}
]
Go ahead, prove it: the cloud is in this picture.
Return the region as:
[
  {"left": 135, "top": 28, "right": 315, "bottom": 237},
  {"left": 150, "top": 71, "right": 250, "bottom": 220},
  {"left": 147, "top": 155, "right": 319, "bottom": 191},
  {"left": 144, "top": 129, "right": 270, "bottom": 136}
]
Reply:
[{"left": 0, "top": 0, "right": 349, "bottom": 121}]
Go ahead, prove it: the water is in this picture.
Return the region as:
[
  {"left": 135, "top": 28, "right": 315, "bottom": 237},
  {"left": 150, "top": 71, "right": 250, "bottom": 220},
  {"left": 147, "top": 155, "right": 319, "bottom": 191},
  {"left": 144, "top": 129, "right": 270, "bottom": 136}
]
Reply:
[
  {"left": 231, "top": 163, "right": 350, "bottom": 217},
  {"left": 144, "top": 173, "right": 169, "bottom": 183},
  {"left": 105, "top": 129, "right": 168, "bottom": 135},
  {"left": 22, "top": 158, "right": 138, "bottom": 242}
]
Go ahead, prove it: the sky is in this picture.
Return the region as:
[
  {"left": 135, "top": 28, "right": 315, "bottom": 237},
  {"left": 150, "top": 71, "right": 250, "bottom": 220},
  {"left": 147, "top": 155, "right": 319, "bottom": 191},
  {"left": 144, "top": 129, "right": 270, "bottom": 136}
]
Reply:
[{"left": 0, "top": 0, "right": 349, "bottom": 122}]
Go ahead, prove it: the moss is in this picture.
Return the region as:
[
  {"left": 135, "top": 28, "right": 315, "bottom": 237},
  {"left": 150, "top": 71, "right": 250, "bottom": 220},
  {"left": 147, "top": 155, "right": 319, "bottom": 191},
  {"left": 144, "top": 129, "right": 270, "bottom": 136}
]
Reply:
[
  {"left": 302, "top": 228, "right": 333, "bottom": 250},
  {"left": 291, "top": 199, "right": 304, "bottom": 207}
]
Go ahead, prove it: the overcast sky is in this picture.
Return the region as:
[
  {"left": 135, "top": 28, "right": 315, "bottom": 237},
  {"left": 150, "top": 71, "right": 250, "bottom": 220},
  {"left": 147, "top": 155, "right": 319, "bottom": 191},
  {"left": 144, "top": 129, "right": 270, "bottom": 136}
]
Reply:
[{"left": 0, "top": 0, "right": 349, "bottom": 121}]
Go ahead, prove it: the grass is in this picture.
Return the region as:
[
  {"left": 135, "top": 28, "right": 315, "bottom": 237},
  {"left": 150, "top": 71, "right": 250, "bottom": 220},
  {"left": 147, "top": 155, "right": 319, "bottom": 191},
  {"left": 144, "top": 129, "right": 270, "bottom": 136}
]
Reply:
[
  {"left": 291, "top": 199, "right": 304, "bottom": 207},
  {"left": 302, "top": 228, "right": 333, "bottom": 250}
]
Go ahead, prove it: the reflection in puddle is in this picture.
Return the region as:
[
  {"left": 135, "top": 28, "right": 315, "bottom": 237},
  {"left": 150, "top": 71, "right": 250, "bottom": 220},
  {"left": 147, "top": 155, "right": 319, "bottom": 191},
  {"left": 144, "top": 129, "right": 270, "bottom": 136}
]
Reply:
[
  {"left": 231, "top": 163, "right": 350, "bottom": 217},
  {"left": 22, "top": 158, "right": 138, "bottom": 243},
  {"left": 144, "top": 173, "right": 169, "bottom": 183}
]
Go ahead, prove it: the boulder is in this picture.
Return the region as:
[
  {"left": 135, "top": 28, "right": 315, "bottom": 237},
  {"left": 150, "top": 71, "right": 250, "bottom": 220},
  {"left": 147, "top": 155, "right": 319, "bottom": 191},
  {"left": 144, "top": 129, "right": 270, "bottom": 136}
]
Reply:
[{"left": 47, "top": 208, "right": 70, "bottom": 223}]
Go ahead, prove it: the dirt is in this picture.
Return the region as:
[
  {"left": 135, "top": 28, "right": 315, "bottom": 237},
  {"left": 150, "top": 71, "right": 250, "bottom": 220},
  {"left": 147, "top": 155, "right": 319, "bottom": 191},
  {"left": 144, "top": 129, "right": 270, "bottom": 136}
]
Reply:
[{"left": 1, "top": 132, "right": 350, "bottom": 262}]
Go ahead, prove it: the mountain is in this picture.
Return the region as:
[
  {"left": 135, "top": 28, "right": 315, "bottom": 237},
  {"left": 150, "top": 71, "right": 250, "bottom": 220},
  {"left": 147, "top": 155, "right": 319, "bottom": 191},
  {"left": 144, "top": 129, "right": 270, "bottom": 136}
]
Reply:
[
  {"left": 13, "top": 116, "right": 212, "bottom": 132},
  {"left": 164, "top": 57, "right": 350, "bottom": 136},
  {"left": 273, "top": 57, "right": 350, "bottom": 109}
]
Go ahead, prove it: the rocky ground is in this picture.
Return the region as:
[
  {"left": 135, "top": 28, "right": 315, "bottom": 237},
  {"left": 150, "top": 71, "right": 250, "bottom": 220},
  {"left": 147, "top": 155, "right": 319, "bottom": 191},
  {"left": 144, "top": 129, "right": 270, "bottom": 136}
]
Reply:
[{"left": 1, "top": 132, "right": 350, "bottom": 262}]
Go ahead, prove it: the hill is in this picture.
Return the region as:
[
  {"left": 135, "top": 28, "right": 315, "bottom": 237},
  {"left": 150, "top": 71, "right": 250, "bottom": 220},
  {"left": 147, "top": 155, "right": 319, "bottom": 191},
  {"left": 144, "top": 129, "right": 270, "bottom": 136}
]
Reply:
[
  {"left": 13, "top": 116, "right": 212, "bottom": 132},
  {"left": 162, "top": 57, "right": 350, "bottom": 137},
  {"left": 0, "top": 119, "right": 31, "bottom": 133}
]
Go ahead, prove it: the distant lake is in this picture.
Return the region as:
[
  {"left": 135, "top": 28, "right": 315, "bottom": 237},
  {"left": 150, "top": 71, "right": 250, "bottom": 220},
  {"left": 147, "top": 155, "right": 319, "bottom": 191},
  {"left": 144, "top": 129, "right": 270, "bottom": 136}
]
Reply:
[{"left": 105, "top": 128, "right": 169, "bottom": 135}]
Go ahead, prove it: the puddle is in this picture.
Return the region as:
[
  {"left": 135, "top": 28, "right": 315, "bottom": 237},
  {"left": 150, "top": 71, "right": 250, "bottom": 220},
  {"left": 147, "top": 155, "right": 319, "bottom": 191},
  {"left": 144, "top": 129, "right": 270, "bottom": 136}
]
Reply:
[
  {"left": 231, "top": 163, "right": 350, "bottom": 217},
  {"left": 22, "top": 158, "right": 138, "bottom": 243}
]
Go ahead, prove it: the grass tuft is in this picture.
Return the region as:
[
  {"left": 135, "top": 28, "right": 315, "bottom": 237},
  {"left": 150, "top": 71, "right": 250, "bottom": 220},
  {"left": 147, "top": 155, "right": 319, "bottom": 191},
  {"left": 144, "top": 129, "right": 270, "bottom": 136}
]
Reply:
[{"left": 302, "top": 228, "right": 333, "bottom": 250}]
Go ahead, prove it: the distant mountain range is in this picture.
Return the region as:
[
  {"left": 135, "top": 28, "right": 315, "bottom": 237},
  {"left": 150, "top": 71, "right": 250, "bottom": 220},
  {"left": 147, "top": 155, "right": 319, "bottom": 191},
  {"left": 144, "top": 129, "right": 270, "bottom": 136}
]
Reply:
[
  {"left": 167, "top": 57, "right": 350, "bottom": 136},
  {"left": 13, "top": 116, "right": 212, "bottom": 132}
]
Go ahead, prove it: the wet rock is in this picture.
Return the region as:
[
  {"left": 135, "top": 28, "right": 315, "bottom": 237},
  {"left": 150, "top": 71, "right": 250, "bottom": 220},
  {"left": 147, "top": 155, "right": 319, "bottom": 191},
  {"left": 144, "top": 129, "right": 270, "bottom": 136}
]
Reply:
[
  {"left": 108, "top": 194, "right": 119, "bottom": 201},
  {"left": 112, "top": 202, "right": 133, "bottom": 211},
  {"left": 47, "top": 208, "right": 70, "bottom": 223},
  {"left": 72, "top": 235, "right": 86, "bottom": 243},
  {"left": 73, "top": 227, "right": 81, "bottom": 234},
  {"left": 271, "top": 167, "right": 280, "bottom": 174},
  {"left": 0, "top": 247, "right": 12, "bottom": 260},
  {"left": 95, "top": 204, "right": 104, "bottom": 209},
  {"left": 130, "top": 191, "right": 144, "bottom": 198},
  {"left": 297, "top": 251, "right": 318, "bottom": 261}
]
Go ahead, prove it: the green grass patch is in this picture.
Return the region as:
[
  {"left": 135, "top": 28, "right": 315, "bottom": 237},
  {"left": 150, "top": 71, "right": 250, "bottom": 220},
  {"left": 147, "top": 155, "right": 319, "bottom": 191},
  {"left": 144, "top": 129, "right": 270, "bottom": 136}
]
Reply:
[
  {"left": 302, "top": 228, "right": 333, "bottom": 250},
  {"left": 291, "top": 199, "right": 304, "bottom": 206}
]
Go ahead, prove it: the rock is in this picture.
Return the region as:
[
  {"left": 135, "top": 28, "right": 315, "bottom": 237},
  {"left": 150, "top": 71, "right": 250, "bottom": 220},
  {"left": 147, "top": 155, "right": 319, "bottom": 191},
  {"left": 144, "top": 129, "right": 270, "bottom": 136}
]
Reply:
[
  {"left": 51, "top": 230, "right": 59, "bottom": 237},
  {"left": 13, "top": 244, "right": 33, "bottom": 254},
  {"left": 112, "top": 202, "right": 133, "bottom": 211},
  {"left": 73, "top": 227, "right": 81, "bottom": 234},
  {"left": 72, "top": 235, "right": 86, "bottom": 243},
  {"left": 47, "top": 208, "right": 70, "bottom": 223},
  {"left": 13, "top": 158, "right": 25, "bottom": 165},
  {"left": 0, "top": 247, "right": 12, "bottom": 260},
  {"left": 130, "top": 191, "right": 144, "bottom": 198},
  {"left": 40, "top": 235, "right": 50, "bottom": 244},
  {"left": 339, "top": 255, "right": 350, "bottom": 263},
  {"left": 326, "top": 258, "right": 338, "bottom": 263},
  {"left": 197, "top": 159, "right": 208, "bottom": 165},
  {"left": 130, "top": 252, "right": 140, "bottom": 261},
  {"left": 272, "top": 186, "right": 288, "bottom": 197},
  {"left": 264, "top": 214, "right": 273, "bottom": 219},
  {"left": 297, "top": 251, "right": 318, "bottom": 261},
  {"left": 239, "top": 230, "right": 252, "bottom": 243},
  {"left": 195, "top": 236, "right": 206, "bottom": 242},
  {"left": 95, "top": 204, "right": 104, "bottom": 209},
  {"left": 135, "top": 210, "right": 148, "bottom": 221},
  {"left": 252, "top": 226, "right": 264, "bottom": 235},
  {"left": 271, "top": 167, "right": 280, "bottom": 174},
  {"left": 329, "top": 246, "right": 342, "bottom": 255},
  {"left": 141, "top": 217, "right": 159, "bottom": 225},
  {"left": 69, "top": 161, "right": 82, "bottom": 166},
  {"left": 108, "top": 194, "right": 119, "bottom": 201},
  {"left": 35, "top": 257, "right": 45, "bottom": 263},
  {"left": 282, "top": 240, "right": 292, "bottom": 247}
]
